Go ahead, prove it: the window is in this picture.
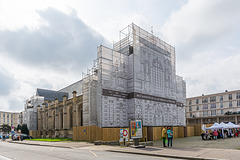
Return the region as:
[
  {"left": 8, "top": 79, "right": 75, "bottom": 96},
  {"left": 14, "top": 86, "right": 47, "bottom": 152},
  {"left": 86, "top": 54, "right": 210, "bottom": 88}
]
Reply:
[
  {"left": 221, "top": 110, "right": 224, "bottom": 115},
  {"left": 220, "top": 102, "right": 224, "bottom": 108},
  {"left": 220, "top": 95, "right": 223, "bottom": 101},
  {"left": 237, "top": 100, "right": 240, "bottom": 106},
  {"left": 196, "top": 99, "right": 199, "bottom": 104},
  {"left": 211, "top": 110, "right": 216, "bottom": 116},
  {"left": 203, "top": 104, "right": 208, "bottom": 110},
  {"left": 3, "top": 114, "right": 5, "bottom": 117},
  {"left": 229, "top": 101, "right": 232, "bottom": 108},
  {"left": 229, "top": 94, "right": 232, "bottom": 100},
  {"left": 189, "top": 100, "right": 192, "bottom": 105},
  {"left": 11, "top": 114, "right": 13, "bottom": 118},
  {"left": 196, "top": 106, "right": 199, "bottom": 110},
  {"left": 202, "top": 97, "right": 208, "bottom": 103},
  {"left": 203, "top": 111, "right": 208, "bottom": 116},
  {"left": 237, "top": 92, "right": 240, "bottom": 99},
  {"left": 190, "top": 113, "right": 192, "bottom": 117},
  {"left": 7, "top": 114, "right": 9, "bottom": 118},
  {"left": 210, "top": 103, "right": 216, "bottom": 109},
  {"left": 210, "top": 96, "right": 216, "bottom": 102},
  {"left": 189, "top": 106, "right": 192, "bottom": 111}
]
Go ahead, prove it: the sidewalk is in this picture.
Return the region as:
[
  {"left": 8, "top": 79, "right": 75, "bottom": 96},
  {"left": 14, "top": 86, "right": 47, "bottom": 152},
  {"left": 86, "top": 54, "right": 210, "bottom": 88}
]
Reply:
[{"left": 5, "top": 138, "right": 240, "bottom": 160}]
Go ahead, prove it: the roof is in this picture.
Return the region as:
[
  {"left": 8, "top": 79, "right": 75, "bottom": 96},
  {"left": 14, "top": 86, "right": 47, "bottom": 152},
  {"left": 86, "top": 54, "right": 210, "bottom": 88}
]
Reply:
[{"left": 36, "top": 88, "right": 68, "bottom": 102}]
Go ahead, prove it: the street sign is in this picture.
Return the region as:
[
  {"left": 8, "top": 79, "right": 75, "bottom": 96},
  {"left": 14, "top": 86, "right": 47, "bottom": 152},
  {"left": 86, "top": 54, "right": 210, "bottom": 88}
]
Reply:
[{"left": 123, "top": 129, "right": 128, "bottom": 138}]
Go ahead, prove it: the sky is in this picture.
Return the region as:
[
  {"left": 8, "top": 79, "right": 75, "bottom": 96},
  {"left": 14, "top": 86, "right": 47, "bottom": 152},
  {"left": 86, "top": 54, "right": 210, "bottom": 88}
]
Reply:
[{"left": 0, "top": 0, "right": 240, "bottom": 112}]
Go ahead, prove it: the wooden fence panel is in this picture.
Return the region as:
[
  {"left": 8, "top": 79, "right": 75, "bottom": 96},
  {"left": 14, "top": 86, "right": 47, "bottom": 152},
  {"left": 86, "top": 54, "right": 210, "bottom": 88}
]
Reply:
[{"left": 178, "top": 127, "right": 185, "bottom": 138}]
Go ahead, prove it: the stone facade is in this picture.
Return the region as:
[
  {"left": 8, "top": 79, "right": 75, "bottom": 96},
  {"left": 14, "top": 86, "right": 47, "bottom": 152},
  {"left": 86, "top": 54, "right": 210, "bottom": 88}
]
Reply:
[{"left": 38, "top": 91, "right": 83, "bottom": 138}]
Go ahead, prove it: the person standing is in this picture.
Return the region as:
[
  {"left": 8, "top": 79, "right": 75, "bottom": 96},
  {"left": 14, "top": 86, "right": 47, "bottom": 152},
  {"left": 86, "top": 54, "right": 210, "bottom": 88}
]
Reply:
[
  {"left": 167, "top": 127, "right": 173, "bottom": 147},
  {"left": 162, "top": 126, "right": 167, "bottom": 147},
  {"left": 213, "top": 130, "right": 218, "bottom": 140}
]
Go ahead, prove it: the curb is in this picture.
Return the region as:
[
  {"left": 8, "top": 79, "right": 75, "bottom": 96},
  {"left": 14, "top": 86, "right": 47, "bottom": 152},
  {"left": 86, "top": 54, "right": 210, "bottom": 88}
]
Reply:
[
  {"left": 7, "top": 141, "right": 73, "bottom": 149},
  {"left": 107, "top": 150, "right": 225, "bottom": 160}
]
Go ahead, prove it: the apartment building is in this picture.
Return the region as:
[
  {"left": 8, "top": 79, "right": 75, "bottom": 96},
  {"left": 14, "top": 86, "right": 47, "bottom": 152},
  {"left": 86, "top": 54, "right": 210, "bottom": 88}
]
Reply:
[
  {"left": 186, "top": 90, "right": 240, "bottom": 125},
  {"left": 0, "top": 111, "right": 21, "bottom": 128}
]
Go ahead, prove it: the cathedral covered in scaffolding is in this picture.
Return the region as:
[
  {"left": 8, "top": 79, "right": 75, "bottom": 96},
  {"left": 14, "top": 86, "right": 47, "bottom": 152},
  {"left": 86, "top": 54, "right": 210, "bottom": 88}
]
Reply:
[{"left": 29, "top": 24, "right": 185, "bottom": 138}]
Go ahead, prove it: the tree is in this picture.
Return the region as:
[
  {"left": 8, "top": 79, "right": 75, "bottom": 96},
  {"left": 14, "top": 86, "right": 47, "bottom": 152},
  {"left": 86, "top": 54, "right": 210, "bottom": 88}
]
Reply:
[
  {"left": 17, "top": 124, "right": 22, "bottom": 132},
  {"left": 1, "top": 124, "right": 11, "bottom": 133},
  {"left": 21, "top": 124, "right": 29, "bottom": 135}
]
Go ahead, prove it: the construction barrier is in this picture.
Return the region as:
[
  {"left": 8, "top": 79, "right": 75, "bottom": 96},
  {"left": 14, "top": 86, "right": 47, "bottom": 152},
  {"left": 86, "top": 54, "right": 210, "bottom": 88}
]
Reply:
[
  {"left": 32, "top": 124, "right": 213, "bottom": 141},
  {"left": 29, "top": 130, "right": 41, "bottom": 138}
]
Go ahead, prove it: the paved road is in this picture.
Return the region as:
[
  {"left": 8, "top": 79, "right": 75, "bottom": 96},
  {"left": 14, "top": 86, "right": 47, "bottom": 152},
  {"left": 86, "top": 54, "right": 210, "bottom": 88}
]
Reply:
[{"left": 0, "top": 142, "right": 182, "bottom": 160}]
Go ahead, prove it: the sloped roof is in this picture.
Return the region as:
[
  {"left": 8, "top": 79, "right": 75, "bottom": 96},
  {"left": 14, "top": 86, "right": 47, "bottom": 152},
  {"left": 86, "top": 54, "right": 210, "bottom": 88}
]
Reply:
[{"left": 36, "top": 88, "right": 68, "bottom": 102}]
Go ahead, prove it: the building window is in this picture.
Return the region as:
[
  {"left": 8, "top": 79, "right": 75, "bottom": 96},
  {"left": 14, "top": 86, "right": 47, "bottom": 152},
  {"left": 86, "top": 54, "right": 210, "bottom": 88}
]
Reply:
[
  {"left": 210, "top": 103, "right": 216, "bottom": 109},
  {"left": 190, "top": 113, "right": 192, "bottom": 117},
  {"left": 189, "top": 106, "right": 192, "bottom": 111},
  {"left": 211, "top": 110, "right": 216, "bottom": 116},
  {"left": 229, "top": 94, "right": 232, "bottom": 100},
  {"left": 202, "top": 97, "right": 208, "bottom": 103},
  {"left": 3, "top": 114, "right": 5, "bottom": 118},
  {"left": 196, "top": 99, "right": 199, "bottom": 104},
  {"left": 11, "top": 114, "right": 13, "bottom": 118},
  {"left": 196, "top": 106, "right": 199, "bottom": 110},
  {"left": 229, "top": 101, "right": 232, "bottom": 108},
  {"left": 203, "top": 111, "right": 208, "bottom": 116},
  {"left": 220, "top": 95, "right": 223, "bottom": 101},
  {"left": 237, "top": 92, "right": 240, "bottom": 99},
  {"left": 220, "top": 102, "right": 224, "bottom": 108},
  {"left": 7, "top": 114, "right": 9, "bottom": 118},
  {"left": 189, "top": 100, "right": 192, "bottom": 105},
  {"left": 221, "top": 110, "right": 224, "bottom": 115},
  {"left": 237, "top": 100, "right": 240, "bottom": 106},
  {"left": 203, "top": 104, "right": 208, "bottom": 110},
  {"left": 210, "top": 96, "right": 216, "bottom": 102}
]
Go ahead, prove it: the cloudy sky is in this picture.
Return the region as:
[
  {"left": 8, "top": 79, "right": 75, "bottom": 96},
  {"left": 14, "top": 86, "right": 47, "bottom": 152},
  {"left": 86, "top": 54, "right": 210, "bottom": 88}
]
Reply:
[{"left": 0, "top": 0, "right": 240, "bottom": 112}]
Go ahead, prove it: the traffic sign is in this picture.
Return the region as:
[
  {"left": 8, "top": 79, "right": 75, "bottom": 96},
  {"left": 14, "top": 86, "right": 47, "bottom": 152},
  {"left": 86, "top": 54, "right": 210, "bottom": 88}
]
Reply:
[{"left": 123, "top": 129, "right": 128, "bottom": 138}]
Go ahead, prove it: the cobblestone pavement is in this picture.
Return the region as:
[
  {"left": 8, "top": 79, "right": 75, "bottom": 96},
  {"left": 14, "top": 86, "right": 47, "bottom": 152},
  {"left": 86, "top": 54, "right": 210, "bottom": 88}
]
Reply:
[{"left": 153, "top": 136, "right": 240, "bottom": 150}]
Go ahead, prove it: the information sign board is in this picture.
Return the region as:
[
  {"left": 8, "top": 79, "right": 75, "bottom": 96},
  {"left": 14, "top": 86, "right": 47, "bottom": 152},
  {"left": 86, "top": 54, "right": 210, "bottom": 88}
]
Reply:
[{"left": 129, "top": 119, "right": 143, "bottom": 139}]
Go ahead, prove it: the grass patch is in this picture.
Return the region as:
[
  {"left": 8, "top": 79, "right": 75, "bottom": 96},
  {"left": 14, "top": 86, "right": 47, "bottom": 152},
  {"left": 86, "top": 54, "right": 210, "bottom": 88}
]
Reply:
[{"left": 26, "top": 138, "right": 72, "bottom": 142}]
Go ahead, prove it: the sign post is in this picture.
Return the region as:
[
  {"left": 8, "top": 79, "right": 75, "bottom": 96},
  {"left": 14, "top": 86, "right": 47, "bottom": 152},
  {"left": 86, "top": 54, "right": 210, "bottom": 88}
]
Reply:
[
  {"left": 120, "top": 129, "right": 129, "bottom": 146},
  {"left": 129, "top": 119, "right": 145, "bottom": 148}
]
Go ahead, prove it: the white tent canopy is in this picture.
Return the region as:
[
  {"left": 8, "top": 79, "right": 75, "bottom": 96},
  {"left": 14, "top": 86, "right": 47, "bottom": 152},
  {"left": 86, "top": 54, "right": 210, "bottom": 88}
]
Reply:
[
  {"left": 227, "top": 122, "right": 240, "bottom": 128},
  {"left": 205, "top": 123, "right": 223, "bottom": 130}
]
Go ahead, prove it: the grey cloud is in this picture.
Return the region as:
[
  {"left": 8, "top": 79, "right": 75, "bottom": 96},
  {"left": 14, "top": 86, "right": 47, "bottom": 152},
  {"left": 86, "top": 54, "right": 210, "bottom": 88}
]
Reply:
[
  {"left": 0, "top": 70, "right": 14, "bottom": 96},
  {"left": 8, "top": 98, "right": 23, "bottom": 112},
  {"left": 0, "top": 8, "right": 110, "bottom": 74}
]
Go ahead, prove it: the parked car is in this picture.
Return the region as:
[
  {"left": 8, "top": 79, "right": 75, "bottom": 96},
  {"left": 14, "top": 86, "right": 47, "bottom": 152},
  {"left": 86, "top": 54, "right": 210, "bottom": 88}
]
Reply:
[
  {"left": 0, "top": 134, "right": 9, "bottom": 139},
  {"left": 12, "top": 134, "right": 33, "bottom": 141}
]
